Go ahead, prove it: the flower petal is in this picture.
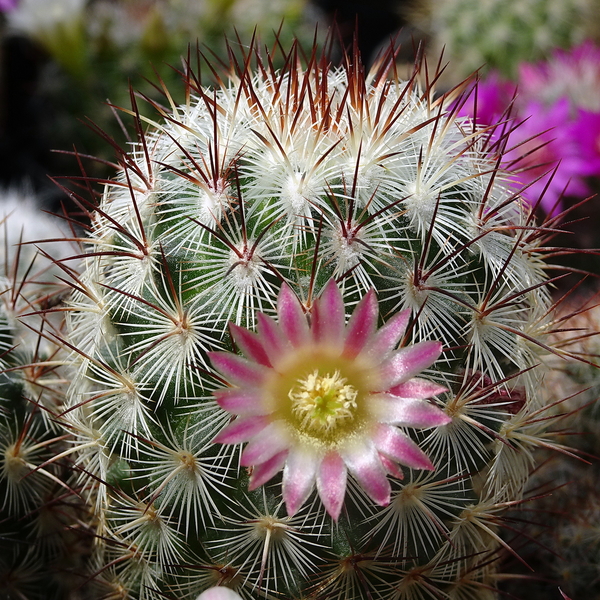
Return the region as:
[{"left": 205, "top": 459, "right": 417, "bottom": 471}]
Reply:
[
  {"left": 373, "top": 424, "right": 435, "bottom": 470},
  {"left": 196, "top": 587, "right": 244, "bottom": 600},
  {"left": 283, "top": 447, "right": 318, "bottom": 516},
  {"left": 316, "top": 451, "right": 347, "bottom": 520},
  {"left": 341, "top": 441, "right": 390, "bottom": 506},
  {"left": 213, "top": 388, "right": 272, "bottom": 416},
  {"left": 257, "top": 313, "right": 291, "bottom": 366},
  {"left": 359, "top": 308, "right": 411, "bottom": 361},
  {"left": 376, "top": 341, "right": 443, "bottom": 391},
  {"left": 248, "top": 450, "right": 289, "bottom": 490},
  {"left": 230, "top": 324, "right": 272, "bottom": 366},
  {"left": 209, "top": 352, "right": 268, "bottom": 386},
  {"left": 343, "top": 288, "right": 378, "bottom": 358},
  {"left": 388, "top": 377, "right": 447, "bottom": 399},
  {"left": 312, "top": 279, "right": 345, "bottom": 348},
  {"left": 378, "top": 452, "right": 405, "bottom": 480},
  {"left": 213, "top": 416, "right": 270, "bottom": 444},
  {"left": 277, "top": 283, "right": 309, "bottom": 347},
  {"left": 370, "top": 394, "right": 451, "bottom": 428},
  {"left": 240, "top": 421, "right": 290, "bottom": 466}
]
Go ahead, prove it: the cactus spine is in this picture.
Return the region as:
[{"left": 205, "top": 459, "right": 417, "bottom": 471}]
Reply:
[{"left": 0, "top": 196, "right": 86, "bottom": 599}]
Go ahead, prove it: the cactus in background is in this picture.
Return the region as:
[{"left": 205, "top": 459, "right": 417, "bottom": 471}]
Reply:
[
  {"left": 499, "top": 293, "right": 600, "bottom": 599},
  {"left": 58, "top": 41, "right": 571, "bottom": 599},
  {"left": 0, "top": 192, "right": 87, "bottom": 599},
  {"left": 411, "top": 0, "right": 600, "bottom": 80}
]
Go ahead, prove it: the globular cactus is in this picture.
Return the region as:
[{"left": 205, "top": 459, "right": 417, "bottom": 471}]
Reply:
[
  {"left": 59, "top": 41, "right": 570, "bottom": 599},
  {"left": 0, "top": 193, "right": 87, "bottom": 599}
]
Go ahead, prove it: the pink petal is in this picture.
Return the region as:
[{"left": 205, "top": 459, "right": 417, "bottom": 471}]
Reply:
[
  {"left": 257, "top": 313, "right": 290, "bottom": 366},
  {"left": 370, "top": 395, "right": 451, "bottom": 428},
  {"left": 240, "top": 422, "right": 290, "bottom": 466},
  {"left": 230, "top": 324, "right": 271, "bottom": 366},
  {"left": 213, "top": 416, "right": 270, "bottom": 444},
  {"left": 312, "top": 279, "right": 345, "bottom": 348},
  {"left": 209, "top": 352, "right": 268, "bottom": 386},
  {"left": 316, "top": 451, "right": 347, "bottom": 520},
  {"left": 343, "top": 288, "right": 378, "bottom": 358},
  {"left": 248, "top": 450, "right": 288, "bottom": 490},
  {"left": 341, "top": 442, "right": 391, "bottom": 506},
  {"left": 379, "top": 453, "right": 405, "bottom": 480},
  {"left": 388, "top": 377, "right": 447, "bottom": 399},
  {"left": 213, "top": 388, "right": 271, "bottom": 416},
  {"left": 360, "top": 309, "right": 411, "bottom": 361},
  {"left": 196, "top": 587, "right": 244, "bottom": 600},
  {"left": 373, "top": 424, "right": 435, "bottom": 471},
  {"left": 376, "top": 341, "right": 443, "bottom": 391},
  {"left": 282, "top": 447, "right": 318, "bottom": 516},
  {"left": 277, "top": 283, "right": 309, "bottom": 347}
]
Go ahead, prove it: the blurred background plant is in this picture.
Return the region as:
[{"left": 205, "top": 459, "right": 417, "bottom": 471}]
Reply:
[
  {"left": 0, "top": 0, "right": 321, "bottom": 209},
  {"left": 0, "top": 193, "right": 86, "bottom": 599},
  {"left": 404, "top": 0, "right": 600, "bottom": 81}
]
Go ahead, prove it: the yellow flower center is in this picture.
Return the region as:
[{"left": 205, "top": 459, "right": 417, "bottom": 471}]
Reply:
[{"left": 288, "top": 370, "right": 358, "bottom": 434}]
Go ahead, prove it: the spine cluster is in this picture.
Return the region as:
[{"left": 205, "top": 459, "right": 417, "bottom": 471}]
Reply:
[{"left": 0, "top": 201, "right": 86, "bottom": 598}]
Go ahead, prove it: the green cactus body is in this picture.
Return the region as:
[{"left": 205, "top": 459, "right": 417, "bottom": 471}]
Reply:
[{"left": 62, "top": 44, "right": 560, "bottom": 599}]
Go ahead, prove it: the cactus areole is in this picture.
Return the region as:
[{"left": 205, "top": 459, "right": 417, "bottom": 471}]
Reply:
[{"left": 63, "top": 41, "right": 556, "bottom": 599}]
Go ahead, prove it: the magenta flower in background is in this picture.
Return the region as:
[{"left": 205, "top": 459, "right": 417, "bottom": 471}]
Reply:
[
  {"left": 209, "top": 280, "right": 450, "bottom": 520},
  {"left": 460, "top": 47, "right": 600, "bottom": 216},
  {"left": 457, "top": 72, "right": 517, "bottom": 126},
  {"left": 456, "top": 42, "right": 600, "bottom": 217},
  {"left": 571, "top": 109, "right": 600, "bottom": 175},
  {"left": 502, "top": 100, "right": 593, "bottom": 216}
]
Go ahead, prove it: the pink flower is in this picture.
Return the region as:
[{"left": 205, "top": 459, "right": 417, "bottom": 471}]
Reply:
[
  {"left": 502, "top": 100, "right": 592, "bottom": 216},
  {"left": 518, "top": 41, "right": 600, "bottom": 113},
  {"left": 196, "top": 588, "right": 243, "bottom": 600},
  {"left": 571, "top": 109, "right": 600, "bottom": 176},
  {"left": 457, "top": 73, "right": 517, "bottom": 126},
  {"left": 209, "top": 280, "right": 450, "bottom": 520}
]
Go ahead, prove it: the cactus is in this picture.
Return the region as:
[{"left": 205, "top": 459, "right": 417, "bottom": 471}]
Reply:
[
  {"left": 57, "top": 41, "right": 570, "bottom": 599},
  {"left": 498, "top": 293, "right": 600, "bottom": 599},
  {"left": 412, "top": 0, "right": 600, "bottom": 80},
  {"left": 0, "top": 192, "right": 87, "bottom": 599}
]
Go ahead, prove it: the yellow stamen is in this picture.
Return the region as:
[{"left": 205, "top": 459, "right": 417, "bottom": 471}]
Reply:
[{"left": 289, "top": 370, "right": 358, "bottom": 434}]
